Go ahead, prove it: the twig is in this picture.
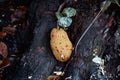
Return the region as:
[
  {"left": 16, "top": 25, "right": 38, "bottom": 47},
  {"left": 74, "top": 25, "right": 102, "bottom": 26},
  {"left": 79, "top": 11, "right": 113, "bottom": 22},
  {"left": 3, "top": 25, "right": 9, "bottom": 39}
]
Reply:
[
  {"left": 54, "top": 0, "right": 109, "bottom": 79},
  {"left": 58, "top": 2, "right": 66, "bottom": 12},
  {"left": 63, "top": 57, "right": 73, "bottom": 72},
  {"left": 114, "top": 0, "right": 120, "bottom": 7},
  {"left": 75, "top": 9, "right": 103, "bottom": 54},
  {"left": 56, "top": 0, "right": 114, "bottom": 79},
  {"left": 74, "top": 0, "right": 112, "bottom": 55},
  {"left": 56, "top": 0, "right": 104, "bottom": 77},
  {"left": 59, "top": 1, "right": 108, "bottom": 78},
  {"left": 60, "top": 10, "right": 104, "bottom": 78}
]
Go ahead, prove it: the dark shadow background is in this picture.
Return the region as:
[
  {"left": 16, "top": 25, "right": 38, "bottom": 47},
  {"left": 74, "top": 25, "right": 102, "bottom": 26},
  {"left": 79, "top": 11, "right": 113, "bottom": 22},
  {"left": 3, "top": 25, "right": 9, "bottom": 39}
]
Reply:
[{"left": 0, "top": 0, "right": 120, "bottom": 80}]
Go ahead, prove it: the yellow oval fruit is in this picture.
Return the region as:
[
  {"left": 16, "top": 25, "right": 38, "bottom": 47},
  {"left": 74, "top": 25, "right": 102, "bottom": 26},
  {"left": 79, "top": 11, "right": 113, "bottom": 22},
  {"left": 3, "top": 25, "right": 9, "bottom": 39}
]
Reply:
[{"left": 50, "top": 28, "right": 73, "bottom": 62}]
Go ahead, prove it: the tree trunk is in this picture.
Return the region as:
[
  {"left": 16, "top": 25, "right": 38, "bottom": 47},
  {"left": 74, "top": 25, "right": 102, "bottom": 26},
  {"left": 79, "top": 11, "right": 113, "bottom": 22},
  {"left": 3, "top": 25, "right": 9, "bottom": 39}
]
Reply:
[{"left": 4, "top": 0, "right": 120, "bottom": 80}]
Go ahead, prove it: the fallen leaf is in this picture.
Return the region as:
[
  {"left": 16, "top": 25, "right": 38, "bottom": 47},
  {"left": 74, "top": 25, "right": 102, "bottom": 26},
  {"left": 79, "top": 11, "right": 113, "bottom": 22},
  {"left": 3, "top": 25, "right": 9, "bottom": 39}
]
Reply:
[
  {"left": 0, "top": 41, "right": 8, "bottom": 58},
  {"left": 2, "top": 25, "right": 16, "bottom": 35},
  {"left": 0, "top": 32, "right": 7, "bottom": 38},
  {"left": 47, "top": 75, "right": 60, "bottom": 80}
]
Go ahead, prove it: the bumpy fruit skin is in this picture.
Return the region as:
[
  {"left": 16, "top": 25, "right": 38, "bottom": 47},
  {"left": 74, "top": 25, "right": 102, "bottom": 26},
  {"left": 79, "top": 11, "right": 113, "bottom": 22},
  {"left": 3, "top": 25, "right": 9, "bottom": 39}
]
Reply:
[{"left": 50, "top": 28, "right": 73, "bottom": 62}]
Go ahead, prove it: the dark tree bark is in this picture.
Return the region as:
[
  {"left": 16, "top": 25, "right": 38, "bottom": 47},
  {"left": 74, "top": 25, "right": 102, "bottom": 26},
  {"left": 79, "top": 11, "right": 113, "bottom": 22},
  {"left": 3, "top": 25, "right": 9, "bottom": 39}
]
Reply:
[
  {"left": 4, "top": 0, "right": 120, "bottom": 80},
  {"left": 6, "top": 0, "right": 59, "bottom": 80}
]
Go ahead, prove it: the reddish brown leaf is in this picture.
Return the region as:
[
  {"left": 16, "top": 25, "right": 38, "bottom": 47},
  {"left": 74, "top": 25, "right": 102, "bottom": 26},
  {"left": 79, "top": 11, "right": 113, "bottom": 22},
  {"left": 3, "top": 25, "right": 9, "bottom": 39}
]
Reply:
[
  {"left": 0, "top": 32, "right": 7, "bottom": 38},
  {"left": 2, "top": 25, "right": 16, "bottom": 35},
  {"left": 0, "top": 41, "right": 8, "bottom": 58}
]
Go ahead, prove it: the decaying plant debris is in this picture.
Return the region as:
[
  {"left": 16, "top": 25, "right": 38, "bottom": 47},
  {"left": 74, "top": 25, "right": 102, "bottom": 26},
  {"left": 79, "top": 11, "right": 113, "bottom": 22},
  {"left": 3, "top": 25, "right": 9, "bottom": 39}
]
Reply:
[{"left": 0, "top": 0, "right": 120, "bottom": 80}]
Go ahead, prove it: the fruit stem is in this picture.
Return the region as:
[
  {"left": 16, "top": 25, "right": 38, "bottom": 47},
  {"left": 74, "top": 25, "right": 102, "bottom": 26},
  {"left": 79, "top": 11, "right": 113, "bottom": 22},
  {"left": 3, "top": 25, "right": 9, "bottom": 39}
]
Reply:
[{"left": 57, "top": 24, "right": 60, "bottom": 29}]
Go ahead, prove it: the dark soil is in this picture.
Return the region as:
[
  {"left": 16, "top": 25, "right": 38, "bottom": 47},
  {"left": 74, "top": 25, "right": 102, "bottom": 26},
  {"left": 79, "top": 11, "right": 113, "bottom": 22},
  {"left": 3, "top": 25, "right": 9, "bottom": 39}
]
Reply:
[{"left": 0, "top": 0, "right": 120, "bottom": 80}]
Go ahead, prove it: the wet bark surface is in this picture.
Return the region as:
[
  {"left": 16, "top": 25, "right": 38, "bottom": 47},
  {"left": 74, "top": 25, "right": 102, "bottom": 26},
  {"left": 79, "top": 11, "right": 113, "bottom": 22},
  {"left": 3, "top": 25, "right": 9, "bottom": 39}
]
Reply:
[
  {"left": 2, "top": 0, "right": 120, "bottom": 80},
  {"left": 5, "top": 0, "right": 59, "bottom": 80}
]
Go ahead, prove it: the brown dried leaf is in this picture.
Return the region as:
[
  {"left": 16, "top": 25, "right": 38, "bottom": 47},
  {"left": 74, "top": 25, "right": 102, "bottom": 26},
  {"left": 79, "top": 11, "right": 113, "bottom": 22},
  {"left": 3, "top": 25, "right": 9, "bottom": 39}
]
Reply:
[
  {"left": 117, "top": 65, "right": 120, "bottom": 72},
  {"left": 47, "top": 75, "right": 60, "bottom": 80},
  {"left": 0, "top": 41, "right": 8, "bottom": 58},
  {"left": 0, "top": 57, "right": 10, "bottom": 69},
  {"left": 2, "top": 26, "right": 16, "bottom": 35},
  {"left": 0, "top": 42, "right": 10, "bottom": 69},
  {"left": 0, "top": 32, "right": 7, "bottom": 38},
  {"left": 18, "top": 6, "right": 27, "bottom": 12}
]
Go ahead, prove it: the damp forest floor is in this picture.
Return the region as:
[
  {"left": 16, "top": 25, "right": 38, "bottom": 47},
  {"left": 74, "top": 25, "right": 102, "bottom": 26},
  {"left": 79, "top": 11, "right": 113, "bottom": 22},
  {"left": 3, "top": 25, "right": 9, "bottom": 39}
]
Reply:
[{"left": 0, "top": 0, "right": 120, "bottom": 80}]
